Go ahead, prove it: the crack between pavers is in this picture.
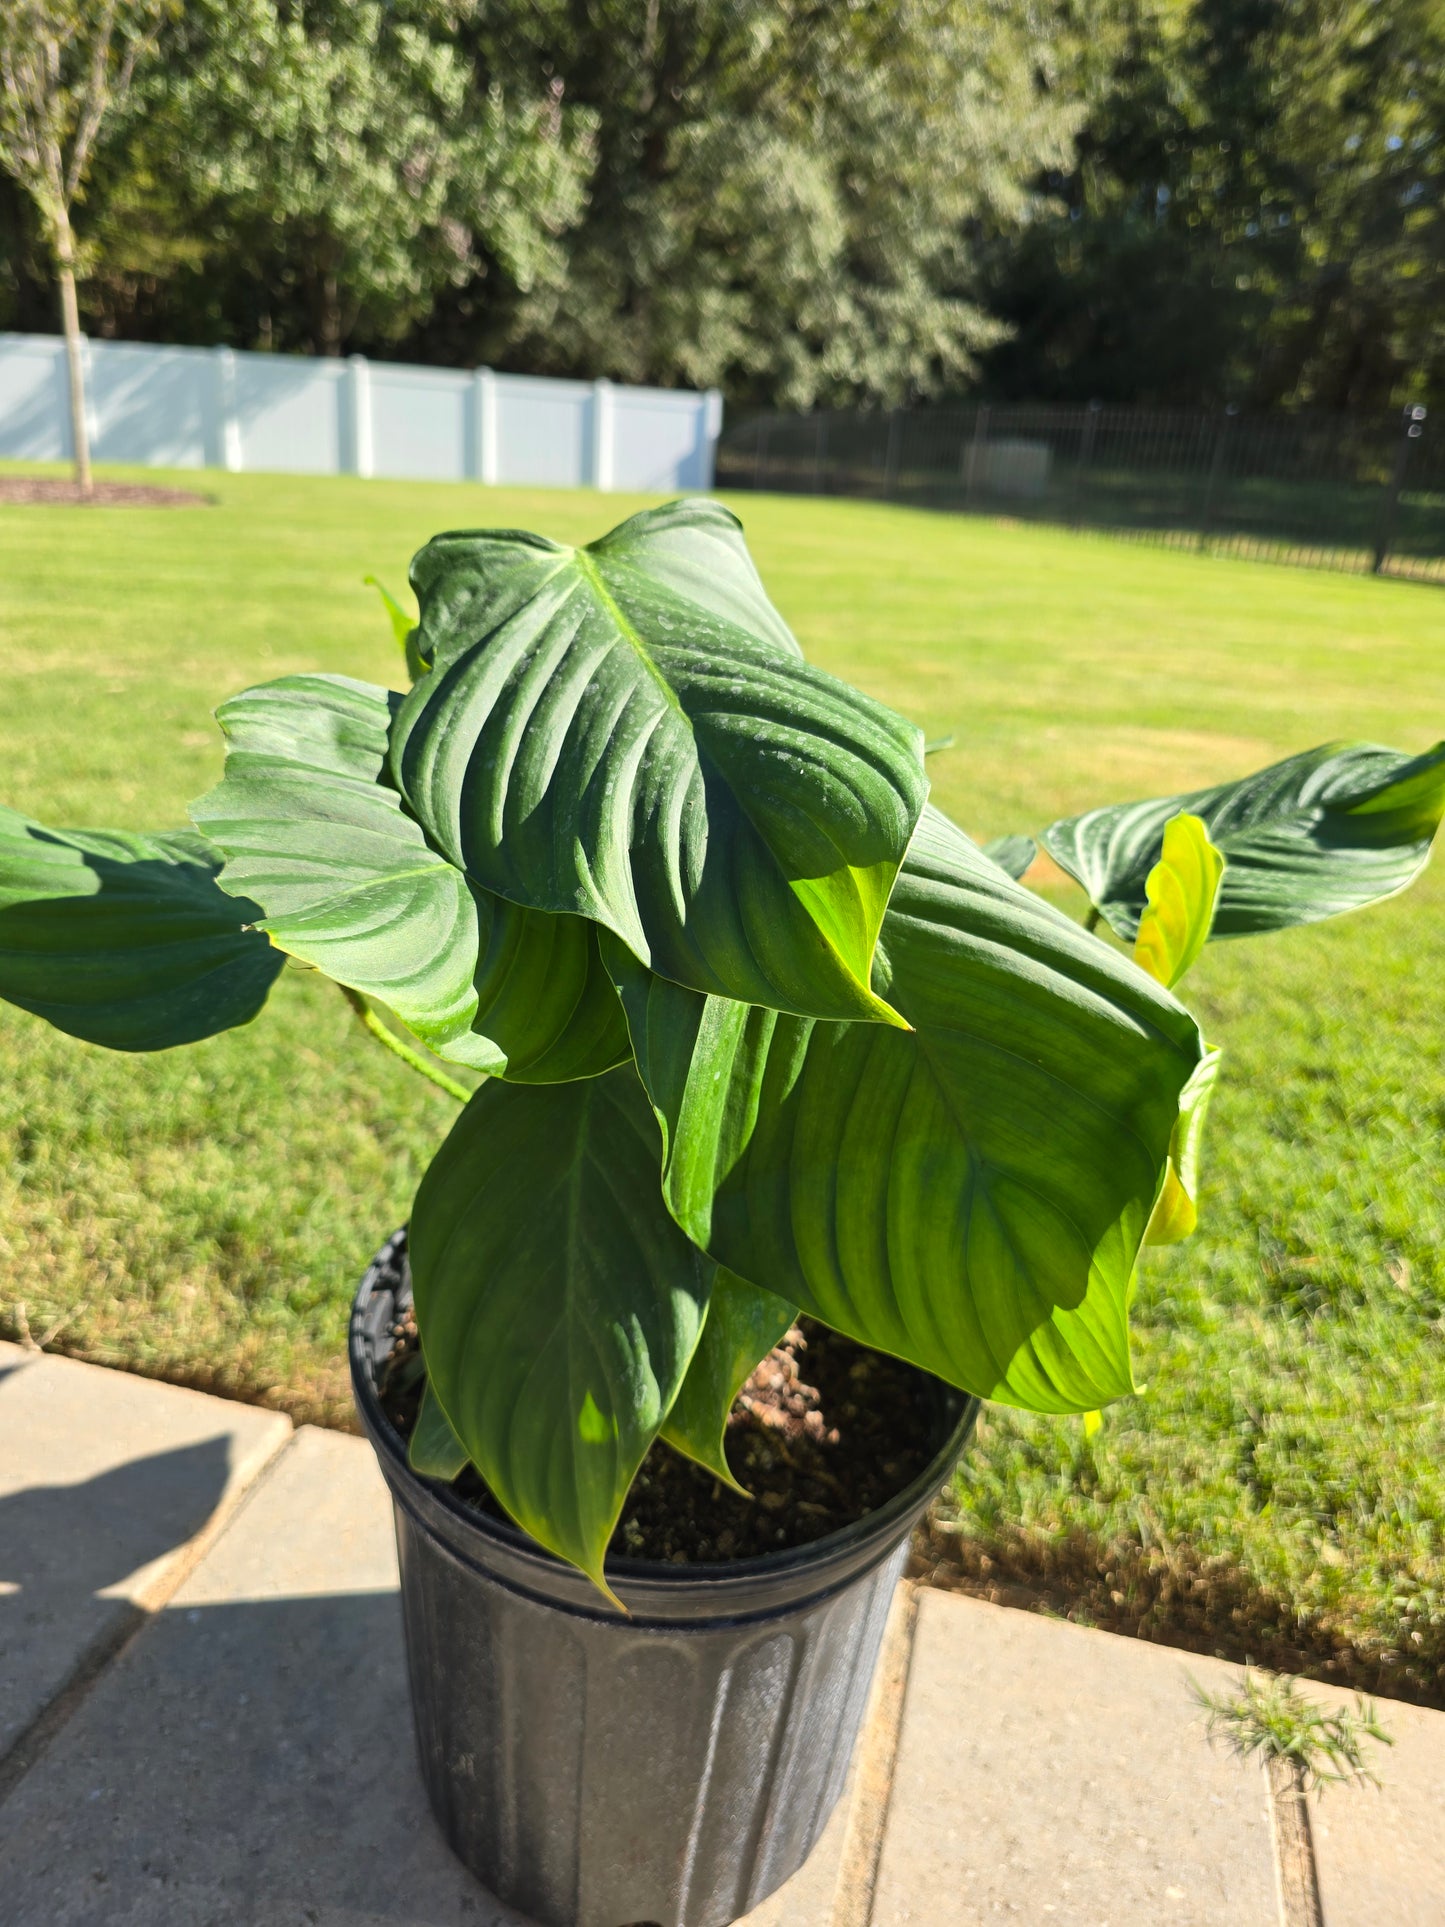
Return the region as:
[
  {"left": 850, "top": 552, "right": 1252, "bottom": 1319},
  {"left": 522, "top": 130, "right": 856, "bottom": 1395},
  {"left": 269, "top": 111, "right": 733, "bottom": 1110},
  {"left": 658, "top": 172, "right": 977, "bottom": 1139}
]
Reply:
[
  {"left": 0, "top": 1422, "right": 299, "bottom": 1810},
  {"left": 1267, "top": 1754, "right": 1325, "bottom": 1927},
  {"left": 829, "top": 1581, "right": 922, "bottom": 1927}
]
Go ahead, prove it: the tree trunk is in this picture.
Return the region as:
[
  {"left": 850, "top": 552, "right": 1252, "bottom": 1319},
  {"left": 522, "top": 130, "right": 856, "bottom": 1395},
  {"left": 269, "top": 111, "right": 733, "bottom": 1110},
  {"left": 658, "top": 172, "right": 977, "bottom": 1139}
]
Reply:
[
  {"left": 53, "top": 213, "right": 93, "bottom": 497},
  {"left": 320, "top": 270, "right": 342, "bottom": 358}
]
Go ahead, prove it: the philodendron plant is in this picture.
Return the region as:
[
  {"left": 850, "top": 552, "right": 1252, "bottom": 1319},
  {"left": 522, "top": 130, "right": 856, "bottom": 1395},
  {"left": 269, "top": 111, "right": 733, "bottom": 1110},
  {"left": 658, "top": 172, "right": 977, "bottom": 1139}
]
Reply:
[{"left": 2, "top": 501, "right": 1441, "bottom": 1605}]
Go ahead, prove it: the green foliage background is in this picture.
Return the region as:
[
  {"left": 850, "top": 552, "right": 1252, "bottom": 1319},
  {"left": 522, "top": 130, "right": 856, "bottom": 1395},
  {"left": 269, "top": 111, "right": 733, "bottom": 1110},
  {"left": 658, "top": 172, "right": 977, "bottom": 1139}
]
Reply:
[
  {"left": 3, "top": 0, "right": 1438, "bottom": 413},
  {"left": 984, "top": 0, "right": 1445, "bottom": 412}
]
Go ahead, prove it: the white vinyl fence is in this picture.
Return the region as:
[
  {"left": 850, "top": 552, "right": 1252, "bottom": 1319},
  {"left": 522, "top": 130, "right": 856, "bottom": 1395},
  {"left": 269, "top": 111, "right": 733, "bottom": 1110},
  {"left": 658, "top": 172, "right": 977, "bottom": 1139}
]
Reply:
[{"left": 0, "top": 333, "right": 723, "bottom": 492}]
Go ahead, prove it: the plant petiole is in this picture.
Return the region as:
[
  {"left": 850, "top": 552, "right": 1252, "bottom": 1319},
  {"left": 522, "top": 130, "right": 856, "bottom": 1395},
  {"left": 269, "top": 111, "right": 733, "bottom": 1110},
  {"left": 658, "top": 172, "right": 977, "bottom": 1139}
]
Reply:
[{"left": 339, "top": 983, "right": 473, "bottom": 1104}]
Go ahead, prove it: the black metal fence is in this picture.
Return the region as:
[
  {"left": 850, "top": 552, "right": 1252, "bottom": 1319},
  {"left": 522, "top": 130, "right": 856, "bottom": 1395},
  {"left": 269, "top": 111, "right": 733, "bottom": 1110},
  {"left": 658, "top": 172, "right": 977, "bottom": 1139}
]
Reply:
[{"left": 715, "top": 402, "right": 1442, "bottom": 584}]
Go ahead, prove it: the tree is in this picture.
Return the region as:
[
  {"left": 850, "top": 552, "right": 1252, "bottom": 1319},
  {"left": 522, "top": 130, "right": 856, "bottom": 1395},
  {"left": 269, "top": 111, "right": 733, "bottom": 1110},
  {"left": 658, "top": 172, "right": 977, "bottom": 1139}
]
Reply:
[
  {"left": 437, "top": 0, "right": 1078, "bottom": 407},
  {"left": 979, "top": 0, "right": 1281, "bottom": 404},
  {"left": 102, "top": 0, "right": 592, "bottom": 360},
  {"left": 1255, "top": 0, "right": 1445, "bottom": 410},
  {"left": 78, "top": 0, "right": 1075, "bottom": 404},
  {"left": 0, "top": 0, "right": 164, "bottom": 492},
  {"left": 980, "top": 0, "right": 1445, "bottom": 411}
]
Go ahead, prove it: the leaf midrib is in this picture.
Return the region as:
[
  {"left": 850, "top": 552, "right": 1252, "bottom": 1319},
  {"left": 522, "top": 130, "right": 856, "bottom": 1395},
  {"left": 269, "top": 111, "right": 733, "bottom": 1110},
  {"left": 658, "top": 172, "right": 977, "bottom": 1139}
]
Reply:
[{"left": 572, "top": 549, "right": 691, "bottom": 727}]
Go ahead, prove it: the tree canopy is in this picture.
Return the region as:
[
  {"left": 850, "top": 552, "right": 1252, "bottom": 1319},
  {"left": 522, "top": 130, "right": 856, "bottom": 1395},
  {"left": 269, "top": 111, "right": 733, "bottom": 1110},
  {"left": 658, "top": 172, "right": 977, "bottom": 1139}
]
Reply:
[
  {"left": 981, "top": 0, "right": 1445, "bottom": 411},
  {"left": 0, "top": 0, "right": 1438, "bottom": 413}
]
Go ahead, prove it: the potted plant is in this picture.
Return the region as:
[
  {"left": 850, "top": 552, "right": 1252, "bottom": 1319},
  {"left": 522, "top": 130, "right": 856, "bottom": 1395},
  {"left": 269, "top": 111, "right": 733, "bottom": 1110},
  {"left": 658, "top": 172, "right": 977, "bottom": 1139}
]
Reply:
[{"left": 0, "top": 499, "right": 1439, "bottom": 1927}]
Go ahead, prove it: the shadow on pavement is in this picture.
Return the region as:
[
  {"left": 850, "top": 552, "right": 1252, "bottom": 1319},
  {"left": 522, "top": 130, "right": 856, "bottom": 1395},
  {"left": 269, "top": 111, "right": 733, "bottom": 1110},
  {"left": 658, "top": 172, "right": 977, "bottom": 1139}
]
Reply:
[
  {"left": 0, "top": 1589, "right": 512, "bottom": 1926},
  {"left": 0, "top": 1434, "right": 235, "bottom": 1615}
]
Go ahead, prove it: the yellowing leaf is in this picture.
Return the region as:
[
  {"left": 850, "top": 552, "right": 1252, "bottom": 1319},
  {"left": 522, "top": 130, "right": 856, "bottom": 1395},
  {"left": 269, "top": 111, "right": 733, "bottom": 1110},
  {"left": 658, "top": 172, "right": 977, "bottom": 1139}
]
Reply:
[
  {"left": 393, "top": 501, "right": 927, "bottom": 1029},
  {"left": 1146, "top": 1045, "right": 1222, "bottom": 1245},
  {"left": 1134, "top": 812, "right": 1224, "bottom": 988}
]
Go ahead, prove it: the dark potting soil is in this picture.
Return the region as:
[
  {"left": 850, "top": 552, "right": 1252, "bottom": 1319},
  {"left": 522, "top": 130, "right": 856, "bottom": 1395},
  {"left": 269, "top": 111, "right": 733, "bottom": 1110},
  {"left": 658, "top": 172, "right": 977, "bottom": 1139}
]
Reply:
[{"left": 378, "top": 1298, "right": 939, "bottom": 1565}]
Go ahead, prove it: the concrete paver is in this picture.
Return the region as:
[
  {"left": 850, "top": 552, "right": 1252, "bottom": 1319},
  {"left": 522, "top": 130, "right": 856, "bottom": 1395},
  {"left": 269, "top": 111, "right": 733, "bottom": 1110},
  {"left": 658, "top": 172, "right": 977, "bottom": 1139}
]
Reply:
[
  {"left": 869, "top": 1591, "right": 1278, "bottom": 1927},
  {"left": 0, "top": 1340, "right": 291, "bottom": 1764},
  {"left": 2, "top": 1349, "right": 1443, "bottom": 1926},
  {"left": 0, "top": 1411, "right": 845, "bottom": 1927},
  {"left": 1307, "top": 1681, "right": 1445, "bottom": 1927},
  {"left": 0, "top": 1425, "right": 524, "bottom": 1926},
  {"left": 737, "top": 1775, "right": 853, "bottom": 1927}
]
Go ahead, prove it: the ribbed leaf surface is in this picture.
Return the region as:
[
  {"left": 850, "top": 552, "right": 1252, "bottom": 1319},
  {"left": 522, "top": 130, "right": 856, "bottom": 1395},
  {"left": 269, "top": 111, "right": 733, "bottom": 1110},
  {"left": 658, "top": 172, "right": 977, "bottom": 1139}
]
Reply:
[
  {"left": 391, "top": 500, "right": 927, "bottom": 1026},
  {"left": 458, "top": 887, "right": 631, "bottom": 1082},
  {"left": 1043, "top": 740, "right": 1445, "bottom": 941},
  {"left": 409, "top": 1066, "right": 712, "bottom": 1596},
  {"left": 192, "top": 674, "right": 628, "bottom": 1080},
  {"left": 0, "top": 809, "right": 282, "bottom": 1050},
  {"left": 607, "top": 807, "right": 1205, "bottom": 1414}
]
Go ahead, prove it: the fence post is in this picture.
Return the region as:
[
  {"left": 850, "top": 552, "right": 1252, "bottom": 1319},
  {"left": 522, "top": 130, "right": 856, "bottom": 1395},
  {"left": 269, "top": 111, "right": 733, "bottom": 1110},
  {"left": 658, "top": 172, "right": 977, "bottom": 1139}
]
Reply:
[
  {"left": 963, "top": 403, "right": 990, "bottom": 507},
  {"left": 50, "top": 339, "right": 70, "bottom": 461},
  {"left": 591, "top": 377, "right": 615, "bottom": 490},
  {"left": 345, "top": 354, "right": 373, "bottom": 478},
  {"left": 753, "top": 417, "right": 772, "bottom": 491},
  {"left": 1198, "top": 404, "right": 1238, "bottom": 549},
  {"left": 472, "top": 368, "right": 498, "bottom": 484},
  {"left": 210, "top": 345, "right": 242, "bottom": 471},
  {"left": 1373, "top": 404, "right": 1426, "bottom": 574},
  {"left": 884, "top": 407, "right": 903, "bottom": 496},
  {"left": 1071, "top": 399, "right": 1102, "bottom": 527}
]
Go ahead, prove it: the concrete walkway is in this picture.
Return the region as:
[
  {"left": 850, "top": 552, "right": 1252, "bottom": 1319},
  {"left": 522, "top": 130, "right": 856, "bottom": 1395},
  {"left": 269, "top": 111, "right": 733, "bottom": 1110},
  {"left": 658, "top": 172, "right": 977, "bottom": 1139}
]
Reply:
[{"left": 0, "top": 1340, "right": 1438, "bottom": 1926}]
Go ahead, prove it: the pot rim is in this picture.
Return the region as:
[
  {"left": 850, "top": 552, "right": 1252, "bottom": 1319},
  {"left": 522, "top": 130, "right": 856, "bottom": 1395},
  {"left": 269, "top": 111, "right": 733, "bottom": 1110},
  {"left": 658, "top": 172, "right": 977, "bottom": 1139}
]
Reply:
[{"left": 351, "top": 1226, "right": 979, "bottom": 1621}]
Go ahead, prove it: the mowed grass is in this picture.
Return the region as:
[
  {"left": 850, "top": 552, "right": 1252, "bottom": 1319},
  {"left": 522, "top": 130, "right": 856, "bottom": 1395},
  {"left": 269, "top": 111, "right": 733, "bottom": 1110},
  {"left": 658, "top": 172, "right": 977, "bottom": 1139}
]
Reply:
[{"left": 2, "top": 465, "right": 1442, "bottom": 1698}]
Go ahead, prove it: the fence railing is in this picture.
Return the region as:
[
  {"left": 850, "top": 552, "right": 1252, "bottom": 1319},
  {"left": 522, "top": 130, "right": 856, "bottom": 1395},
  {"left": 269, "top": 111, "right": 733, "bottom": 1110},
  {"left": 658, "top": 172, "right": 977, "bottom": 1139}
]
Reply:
[
  {"left": 716, "top": 401, "right": 1442, "bottom": 584},
  {"left": 0, "top": 333, "right": 723, "bottom": 494}
]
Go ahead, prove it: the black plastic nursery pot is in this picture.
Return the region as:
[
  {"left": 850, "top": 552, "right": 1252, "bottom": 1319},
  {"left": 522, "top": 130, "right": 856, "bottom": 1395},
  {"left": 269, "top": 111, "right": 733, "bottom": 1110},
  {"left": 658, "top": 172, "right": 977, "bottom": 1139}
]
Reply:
[{"left": 351, "top": 1230, "right": 979, "bottom": 1927}]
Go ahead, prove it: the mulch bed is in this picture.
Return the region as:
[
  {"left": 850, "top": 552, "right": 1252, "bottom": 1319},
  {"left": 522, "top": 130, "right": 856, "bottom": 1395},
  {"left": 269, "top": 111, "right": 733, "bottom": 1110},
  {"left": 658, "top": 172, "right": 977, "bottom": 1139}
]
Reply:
[{"left": 0, "top": 478, "right": 211, "bottom": 507}]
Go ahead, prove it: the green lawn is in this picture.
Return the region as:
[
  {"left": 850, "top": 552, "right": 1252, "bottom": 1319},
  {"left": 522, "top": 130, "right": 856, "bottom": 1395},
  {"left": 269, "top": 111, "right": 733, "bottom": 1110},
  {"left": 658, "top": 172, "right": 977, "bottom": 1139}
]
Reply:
[{"left": 2, "top": 465, "right": 1441, "bottom": 1700}]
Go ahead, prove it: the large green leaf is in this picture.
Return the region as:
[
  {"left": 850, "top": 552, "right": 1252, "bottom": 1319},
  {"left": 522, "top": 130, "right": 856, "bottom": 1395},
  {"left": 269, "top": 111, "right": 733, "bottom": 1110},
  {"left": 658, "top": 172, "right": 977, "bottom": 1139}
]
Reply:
[
  {"left": 0, "top": 808, "right": 282, "bottom": 1050},
  {"left": 191, "top": 674, "right": 629, "bottom": 1081},
  {"left": 459, "top": 885, "right": 631, "bottom": 1083},
  {"left": 390, "top": 499, "right": 927, "bottom": 1027},
  {"left": 1043, "top": 740, "right": 1445, "bottom": 942},
  {"left": 409, "top": 1065, "right": 712, "bottom": 1598},
  {"left": 605, "top": 807, "right": 1206, "bottom": 1414},
  {"left": 660, "top": 1269, "right": 797, "bottom": 1492}
]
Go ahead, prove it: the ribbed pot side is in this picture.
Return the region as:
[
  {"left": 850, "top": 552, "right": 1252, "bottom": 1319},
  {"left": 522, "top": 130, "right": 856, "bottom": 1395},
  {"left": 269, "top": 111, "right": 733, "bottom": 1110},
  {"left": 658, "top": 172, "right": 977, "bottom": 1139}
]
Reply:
[{"left": 351, "top": 1231, "right": 978, "bottom": 1927}]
